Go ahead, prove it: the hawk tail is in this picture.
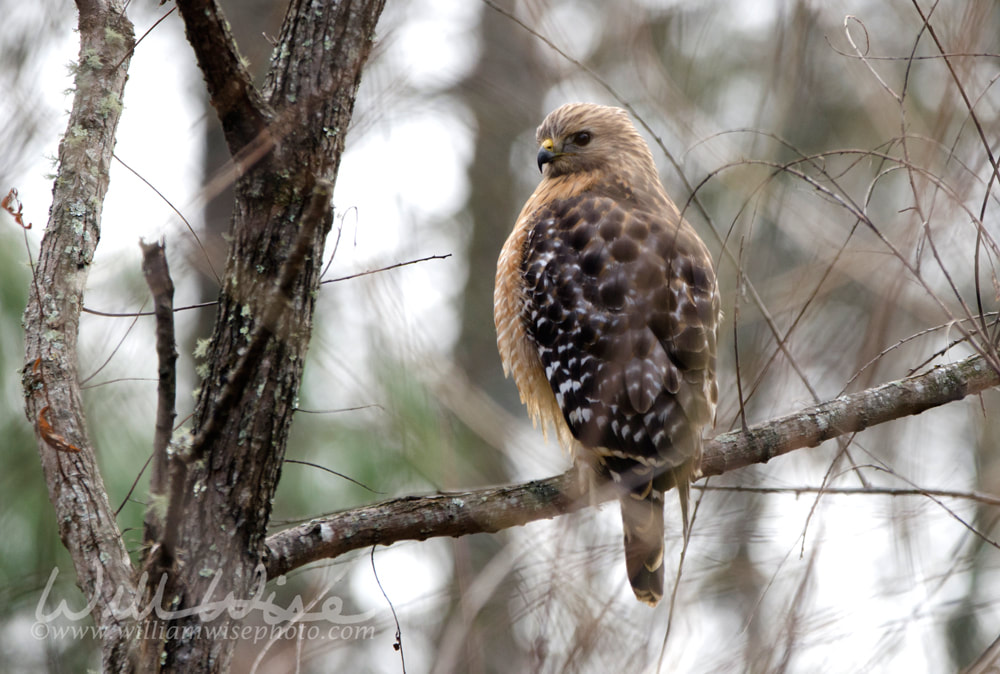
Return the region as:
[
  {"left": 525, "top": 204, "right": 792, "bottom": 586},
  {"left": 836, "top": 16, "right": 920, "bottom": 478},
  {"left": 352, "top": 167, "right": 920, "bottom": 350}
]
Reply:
[
  {"left": 620, "top": 465, "right": 694, "bottom": 606},
  {"left": 620, "top": 484, "right": 665, "bottom": 607}
]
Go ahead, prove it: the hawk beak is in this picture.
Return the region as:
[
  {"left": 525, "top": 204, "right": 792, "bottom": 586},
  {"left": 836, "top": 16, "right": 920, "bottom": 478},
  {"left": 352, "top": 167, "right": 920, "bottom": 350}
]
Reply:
[{"left": 537, "top": 137, "right": 558, "bottom": 173}]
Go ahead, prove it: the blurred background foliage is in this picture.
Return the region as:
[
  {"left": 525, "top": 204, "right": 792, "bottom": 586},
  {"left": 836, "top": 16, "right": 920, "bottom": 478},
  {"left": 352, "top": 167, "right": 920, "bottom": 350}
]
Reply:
[{"left": 3, "top": 0, "right": 1000, "bottom": 672}]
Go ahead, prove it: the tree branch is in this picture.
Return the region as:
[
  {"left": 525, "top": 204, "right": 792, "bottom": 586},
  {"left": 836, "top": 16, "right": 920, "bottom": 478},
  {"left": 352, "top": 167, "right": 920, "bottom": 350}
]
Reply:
[
  {"left": 265, "top": 354, "right": 1000, "bottom": 577},
  {"left": 174, "top": 0, "right": 270, "bottom": 153},
  {"left": 20, "top": 1, "right": 137, "bottom": 671},
  {"left": 700, "top": 354, "right": 998, "bottom": 477},
  {"left": 137, "top": 237, "right": 177, "bottom": 597},
  {"left": 139, "top": 239, "right": 176, "bottom": 464}
]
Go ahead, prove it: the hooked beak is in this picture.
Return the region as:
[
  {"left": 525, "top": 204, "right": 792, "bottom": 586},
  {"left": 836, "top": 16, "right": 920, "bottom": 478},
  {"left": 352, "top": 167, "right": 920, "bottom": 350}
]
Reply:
[{"left": 537, "top": 137, "right": 560, "bottom": 173}]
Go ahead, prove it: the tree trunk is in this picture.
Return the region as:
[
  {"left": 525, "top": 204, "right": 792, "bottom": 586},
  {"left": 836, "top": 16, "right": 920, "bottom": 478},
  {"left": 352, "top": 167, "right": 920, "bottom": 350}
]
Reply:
[{"left": 135, "top": 0, "right": 386, "bottom": 670}]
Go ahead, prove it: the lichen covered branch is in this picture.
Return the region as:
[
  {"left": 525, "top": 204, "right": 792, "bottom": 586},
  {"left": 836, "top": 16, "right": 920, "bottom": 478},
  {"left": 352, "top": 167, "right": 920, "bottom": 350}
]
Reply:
[{"left": 20, "top": 0, "right": 137, "bottom": 670}]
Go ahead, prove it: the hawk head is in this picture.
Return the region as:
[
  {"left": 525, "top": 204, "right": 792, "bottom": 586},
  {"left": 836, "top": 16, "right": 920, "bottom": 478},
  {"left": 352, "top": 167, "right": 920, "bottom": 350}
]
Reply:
[{"left": 534, "top": 103, "right": 657, "bottom": 180}]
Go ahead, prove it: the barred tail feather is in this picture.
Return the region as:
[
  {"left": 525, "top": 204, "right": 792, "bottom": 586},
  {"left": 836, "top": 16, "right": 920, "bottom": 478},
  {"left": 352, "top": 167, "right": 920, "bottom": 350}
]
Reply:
[{"left": 620, "top": 486, "right": 665, "bottom": 606}]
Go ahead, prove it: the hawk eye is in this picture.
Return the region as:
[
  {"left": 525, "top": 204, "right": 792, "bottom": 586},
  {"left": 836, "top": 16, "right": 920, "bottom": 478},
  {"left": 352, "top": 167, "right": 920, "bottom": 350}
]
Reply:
[{"left": 571, "top": 131, "right": 592, "bottom": 147}]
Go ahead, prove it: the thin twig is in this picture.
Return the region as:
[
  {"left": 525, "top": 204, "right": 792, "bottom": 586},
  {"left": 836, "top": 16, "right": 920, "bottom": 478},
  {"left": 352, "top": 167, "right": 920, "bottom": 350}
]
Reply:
[
  {"left": 79, "top": 298, "right": 147, "bottom": 385},
  {"left": 283, "top": 459, "right": 382, "bottom": 494},
  {"left": 118, "top": 155, "right": 220, "bottom": 284},
  {"left": 320, "top": 254, "right": 452, "bottom": 285},
  {"left": 696, "top": 483, "right": 1000, "bottom": 507},
  {"left": 81, "top": 254, "right": 451, "bottom": 318},
  {"left": 82, "top": 300, "right": 217, "bottom": 317},
  {"left": 117, "top": 451, "right": 155, "bottom": 518},
  {"left": 371, "top": 546, "right": 406, "bottom": 673},
  {"left": 113, "top": 6, "right": 176, "bottom": 71}
]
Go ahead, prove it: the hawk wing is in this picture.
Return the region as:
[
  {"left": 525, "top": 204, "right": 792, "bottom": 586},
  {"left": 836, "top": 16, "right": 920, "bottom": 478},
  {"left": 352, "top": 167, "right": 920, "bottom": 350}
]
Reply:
[{"left": 522, "top": 193, "right": 719, "bottom": 474}]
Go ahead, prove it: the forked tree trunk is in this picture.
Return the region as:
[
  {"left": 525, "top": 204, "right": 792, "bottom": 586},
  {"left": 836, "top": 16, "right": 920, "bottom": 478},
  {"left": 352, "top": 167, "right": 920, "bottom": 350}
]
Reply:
[{"left": 23, "top": 0, "right": 386, "bottom": 670}]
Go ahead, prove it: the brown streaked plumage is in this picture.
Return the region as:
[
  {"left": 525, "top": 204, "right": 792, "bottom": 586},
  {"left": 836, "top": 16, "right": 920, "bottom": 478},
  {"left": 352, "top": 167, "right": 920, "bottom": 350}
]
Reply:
[{"left": 495, "top": 103, "right": 719, "bottom": 606}]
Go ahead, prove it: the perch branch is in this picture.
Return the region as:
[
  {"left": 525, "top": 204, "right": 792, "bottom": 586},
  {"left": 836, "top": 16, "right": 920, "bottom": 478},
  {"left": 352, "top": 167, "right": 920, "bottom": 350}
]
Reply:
[{"left": 265, "top": 355, "right": 1000, "bottom": 577}]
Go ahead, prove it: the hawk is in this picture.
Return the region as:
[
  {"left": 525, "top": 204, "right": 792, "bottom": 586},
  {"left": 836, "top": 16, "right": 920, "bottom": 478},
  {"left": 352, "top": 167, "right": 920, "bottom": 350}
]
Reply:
[{"left": 494, "top": 103, "right": 719, "bottom": 605}]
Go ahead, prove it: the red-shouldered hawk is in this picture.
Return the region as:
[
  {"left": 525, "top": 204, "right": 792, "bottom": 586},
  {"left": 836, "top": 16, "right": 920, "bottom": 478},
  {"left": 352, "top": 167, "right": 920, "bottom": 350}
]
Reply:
[{"left": 494, "top": 103, "right": 719, "bottom": 606}]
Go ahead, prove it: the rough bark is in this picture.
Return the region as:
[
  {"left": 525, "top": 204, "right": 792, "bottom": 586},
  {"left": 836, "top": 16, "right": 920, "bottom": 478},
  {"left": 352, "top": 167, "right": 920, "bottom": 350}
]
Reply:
[{"left": 135, "top": 0, "right": 387, "bottom": 670}]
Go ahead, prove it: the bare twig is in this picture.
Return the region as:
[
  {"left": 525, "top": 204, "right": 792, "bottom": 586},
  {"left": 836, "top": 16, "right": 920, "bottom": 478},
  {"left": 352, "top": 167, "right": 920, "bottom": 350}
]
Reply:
[
  {"left": 690, "top": 150, "right": 1000, "bottom": 374},
  {"left": 119, "top": 155, "right": 220, "bottom": 284},
  {"left": 81, "top": 254, "right": 451, "bottom": 318},
  {"left": 82, "top": 300, "right": 216, "bottom": 317},
  {"left": 139, "top": 239, "right": 177, "bottom": 463},
  {"left": 696, "top": 485, "right": 1000, "bottom": 514},
  {"left": 909, "top": 1, "right": 1000, "bottom": 189},
  {"left": 79, "top": 298, "right": 146, "bottom": 385},
  {"left": 371, "top": 546, "right": 406, "bottom": 672},
  {"left": 283, "top": 458, "right": 383, "bottom": 494},
  {"left": 320, "top": 254, "right": 453, "bottom": 285}
]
